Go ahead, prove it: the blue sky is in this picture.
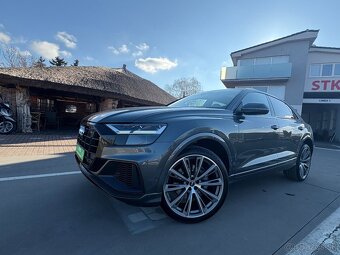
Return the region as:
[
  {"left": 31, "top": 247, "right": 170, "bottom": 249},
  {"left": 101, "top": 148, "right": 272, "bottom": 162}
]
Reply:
[{"left": 1, "top": 0, "right": 340, "bottom": 91}]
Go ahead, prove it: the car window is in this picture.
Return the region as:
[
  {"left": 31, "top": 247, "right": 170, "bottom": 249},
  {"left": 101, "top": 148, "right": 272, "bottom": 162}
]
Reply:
[
  {"left": 239, "top": 92, "right": 271, "bottom": 116},
  {"left": 186, "top": 99, "right": 207, "bottom": 107},
  {"left": 169, "top": 89, "right": 241, "bottom": 109},
  {"left": 269, "top": 97, "right": 295, "bottom": 119}
]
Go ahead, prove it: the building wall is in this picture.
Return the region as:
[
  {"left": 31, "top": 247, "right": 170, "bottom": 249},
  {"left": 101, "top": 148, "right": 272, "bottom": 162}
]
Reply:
[
  {"left": 302, "top": 50, "right": 340, "bottom": 142},
  {"left": 231, "top": 40, "right": 311, "bottom": 113},
  {"left": 304, "top": 51, "right": 340, "bottom": 92}
]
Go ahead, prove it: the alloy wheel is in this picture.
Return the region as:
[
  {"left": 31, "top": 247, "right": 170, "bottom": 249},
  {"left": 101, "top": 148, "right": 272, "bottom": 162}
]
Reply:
[
  {"left": 299, "top": 145, "right": 312, "bottom": 179},
  {"left": 163, "top": 154, "right": 224, "bottom": 219},
  {"left": 0, "top": 121, "right": 14, "bottom": 134}
]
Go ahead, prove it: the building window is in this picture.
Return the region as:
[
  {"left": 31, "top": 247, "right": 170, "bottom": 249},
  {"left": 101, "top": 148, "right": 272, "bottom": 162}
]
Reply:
[
  {"left": 235, "top": 86, "right": 268, "bottom": 92},
  {"left": 37, "top": 98, "right": 55, "bottom": 112},
  {"left": 321, "top": 64, "right": 333, "bottom": 76},
  {"left": 238, "top": 58, "right": 254, "bottom": 66},
  {"left": 334, "top": 63, "right": 340, "bottom": 76},
  {"left": 237, "top": 56, "right": 289, "bottom": 66},
  {"left": 310, "top": 63, "right": 340, "bottom": 77},
  {"left": 310, "top": 64, "right": 321, "bottom": 77},
  {"left": 255, "top": 57, "right": 271, "bottom": 65},
  {"left": 86, "top": 103, "right": 96, "bottom": 113},
  {"left": 254, "top": 86, "right": 268, "bottom": 92},
  {"left": 272, "top": 56, "right": 289, "bottom": 64},
  {"left": 65, "top": 105, "right": 77, "bottom": 113}
]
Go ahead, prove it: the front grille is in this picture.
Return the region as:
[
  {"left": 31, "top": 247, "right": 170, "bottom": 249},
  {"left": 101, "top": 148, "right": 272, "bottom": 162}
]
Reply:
[
  {"left": 77, "top": 124, "right": 100, "bottom": 170},
  {"left": 100, "top": 161, "right": 142, "bottom": 191}
]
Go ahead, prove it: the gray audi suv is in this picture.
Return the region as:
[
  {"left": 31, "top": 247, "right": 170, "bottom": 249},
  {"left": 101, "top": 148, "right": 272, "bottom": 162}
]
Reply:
[{"left": 75, "top": 88, "right": 314, "bottom": 223}]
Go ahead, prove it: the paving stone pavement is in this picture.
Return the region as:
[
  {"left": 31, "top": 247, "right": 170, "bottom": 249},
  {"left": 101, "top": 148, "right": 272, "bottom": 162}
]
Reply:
[
  {"left": 0, "top": 133, "right": 77, "bottom": 156},
  {"left": 286, "top": 204, "right": 340, "bottom": 255}
]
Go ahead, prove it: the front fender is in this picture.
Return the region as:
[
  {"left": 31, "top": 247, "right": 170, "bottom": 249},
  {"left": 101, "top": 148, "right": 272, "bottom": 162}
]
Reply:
[
  {"left": 155, "top": 132, "right": 234, "bottom": 192},
  {"left": 298, "top": 134, "right": 314, "bottom": 153}
]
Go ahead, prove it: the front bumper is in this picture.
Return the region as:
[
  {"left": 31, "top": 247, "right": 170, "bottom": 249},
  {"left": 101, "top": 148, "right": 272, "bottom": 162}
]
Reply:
[
  {"left": 77, "top": 158, "right": 161, "bottom": 206},
  {"left": 76, "top": 141, "right": 173, "bottom": 206}
]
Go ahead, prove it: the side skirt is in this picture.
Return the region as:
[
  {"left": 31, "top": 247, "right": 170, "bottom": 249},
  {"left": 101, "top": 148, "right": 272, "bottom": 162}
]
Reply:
[{"left": 229, "top": 157, "right": 297, "bottom": 181}]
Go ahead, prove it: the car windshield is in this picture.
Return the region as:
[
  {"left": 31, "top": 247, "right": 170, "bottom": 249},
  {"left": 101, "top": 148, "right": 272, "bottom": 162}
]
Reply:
[{"left": 168, "top": 89, "right": 241, "bottom": 109}]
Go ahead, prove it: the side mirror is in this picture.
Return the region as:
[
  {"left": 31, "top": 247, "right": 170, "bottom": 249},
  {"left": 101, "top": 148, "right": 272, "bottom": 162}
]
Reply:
[{"left": 236, "top": 103, "right": 269, "bottom": 115}]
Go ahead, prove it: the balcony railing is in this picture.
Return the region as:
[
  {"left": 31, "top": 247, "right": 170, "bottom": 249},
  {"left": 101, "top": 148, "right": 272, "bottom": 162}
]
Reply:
[{"left": 220, "top": 63, "right": 292, "bottom": 82}]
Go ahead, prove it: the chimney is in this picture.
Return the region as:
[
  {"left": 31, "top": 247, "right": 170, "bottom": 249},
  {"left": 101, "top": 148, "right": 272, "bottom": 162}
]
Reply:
[{"left": 122, "top": 64, "right": 127, "bottom": 72}]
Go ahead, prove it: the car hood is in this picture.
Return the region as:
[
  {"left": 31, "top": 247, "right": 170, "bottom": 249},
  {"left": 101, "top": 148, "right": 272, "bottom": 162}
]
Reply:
[{"left": 85, "top": 106, "right": 232, "bottom": 123}]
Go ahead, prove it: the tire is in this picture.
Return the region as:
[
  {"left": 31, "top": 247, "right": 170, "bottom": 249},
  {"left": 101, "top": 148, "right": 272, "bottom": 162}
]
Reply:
[
  {"left": 0, "top": 120, "right": 16, "bottom": 134},
  {"left": 161, "top": 146, "right": 228, "bottom": 223},
  {"left": 284, "top": 144, "right": 312, "bottom": 182}
]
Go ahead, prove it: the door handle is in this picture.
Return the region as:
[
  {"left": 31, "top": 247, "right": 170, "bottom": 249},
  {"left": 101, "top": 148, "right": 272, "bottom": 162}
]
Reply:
[
  {"left": 271, "top": 125, "right": 279, "bottom": 130},
  {"left": 298, "top": 125, "right": 304, "bottom": 131}
]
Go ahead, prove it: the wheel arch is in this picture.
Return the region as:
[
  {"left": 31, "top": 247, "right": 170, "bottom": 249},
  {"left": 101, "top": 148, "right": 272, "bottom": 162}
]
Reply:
[
  {"left": 301, "top": 135, "right": 314, "bottom": 153},
  {"left": 167, "top": 133, "right": 233, "bottom": 175},
  {"left": 156, "top": 132, "right": 234, "bottom": 194}
]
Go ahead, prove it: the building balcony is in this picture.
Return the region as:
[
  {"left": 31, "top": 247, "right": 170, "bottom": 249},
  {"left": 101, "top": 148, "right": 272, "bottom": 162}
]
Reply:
[{"left": 220, "top": 63, "right": 292, "bottom": 83}]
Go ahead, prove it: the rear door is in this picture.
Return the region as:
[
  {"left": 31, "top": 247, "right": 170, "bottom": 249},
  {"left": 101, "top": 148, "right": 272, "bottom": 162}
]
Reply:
[
  {"left": 268, "top": 96, "right": 303, "bottom": 161},
  {"left": 234, "top": 92, "right": 280, "bottom": 174}
]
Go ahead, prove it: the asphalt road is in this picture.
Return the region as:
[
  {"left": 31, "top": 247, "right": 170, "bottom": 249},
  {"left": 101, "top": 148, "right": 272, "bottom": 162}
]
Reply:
[{"left": 1, "top": 148, "right": 340, "bottom": 255}]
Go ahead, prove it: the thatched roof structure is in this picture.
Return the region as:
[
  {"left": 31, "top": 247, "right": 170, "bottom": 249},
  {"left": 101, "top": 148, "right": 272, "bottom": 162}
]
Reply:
[{"left": 0, "top": 66, "right": 175, "bottom": 105}]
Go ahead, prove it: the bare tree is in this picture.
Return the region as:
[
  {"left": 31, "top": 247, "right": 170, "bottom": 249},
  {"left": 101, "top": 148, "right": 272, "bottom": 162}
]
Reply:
[
  {"left": 0, "top": 44, "right": 35, "bottom": 67},
  {"left": 165, "top": 77, "right": 202, "bottom": 98}
]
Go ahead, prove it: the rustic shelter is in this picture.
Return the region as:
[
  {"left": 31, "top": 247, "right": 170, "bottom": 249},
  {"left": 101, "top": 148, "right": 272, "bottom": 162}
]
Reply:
[{"left": 0, "top": 66, "right": 175, "bottom": 132}]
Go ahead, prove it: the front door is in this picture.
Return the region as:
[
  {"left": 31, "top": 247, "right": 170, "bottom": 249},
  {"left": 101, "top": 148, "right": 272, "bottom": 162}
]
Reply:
[{"left": 234, "top": 92, "right": 280, "bottom": 174}]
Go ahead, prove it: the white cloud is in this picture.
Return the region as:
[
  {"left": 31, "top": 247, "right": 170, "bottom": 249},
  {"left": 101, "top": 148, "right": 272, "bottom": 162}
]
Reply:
[
  {"left": 135, "top": 57, "right": 178, "bottom": 73},
  {"left": 55, "top": 32, "right": 77, "bottom": 49},
  {"left": 136, "top": 42, "right": 149, "bottom": 51},
  {"left": 119, "top": 44, "right": 129, "bottom": 53},
  {"left": 0, "top": 32, "right": 11, "bottom": 44},
  {"left": 132, "top": 43, "right": 149, "bottom": 57},
  {"left": 31, "top": 41, "right": 60, "bottom": 59},
  {"left": 60, "top": 50, "right": 72, "bottom": 58},
  {"left": 108, "top": 44, "right": 130, "bottom": 55},
  {"left": 109, "top": 42, "right": 150, "bottom": 57},
  {"left": 132, "top": 51, "right": 143, "bottom": 57},
  {"left": 108, "top": 46, "right": 119, "bottom": 55}
]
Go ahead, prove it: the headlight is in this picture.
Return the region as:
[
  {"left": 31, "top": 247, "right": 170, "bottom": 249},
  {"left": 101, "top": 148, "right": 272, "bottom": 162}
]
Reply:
[{"left": 105, "top": 124, "right": 167, "bottom": 145}]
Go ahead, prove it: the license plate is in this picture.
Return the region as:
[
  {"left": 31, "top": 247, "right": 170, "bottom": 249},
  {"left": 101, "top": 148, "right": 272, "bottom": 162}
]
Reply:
[{"left": 75, "top": 144, "right": 85, "bottom": 161}]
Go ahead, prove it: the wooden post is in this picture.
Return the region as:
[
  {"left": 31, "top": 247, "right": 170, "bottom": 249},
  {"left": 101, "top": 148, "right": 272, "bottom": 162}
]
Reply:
[
  {"left": 16, "top": 86, "right": 32, "bottom": 133},
  {"left": 99, "top": 99, "right": 119, "bottom": 111}
]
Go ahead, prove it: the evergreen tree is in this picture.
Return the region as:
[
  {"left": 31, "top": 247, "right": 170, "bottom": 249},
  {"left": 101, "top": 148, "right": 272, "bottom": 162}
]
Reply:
[
  {"left": 33, "top": 56, "right": 46, "bottom": 68},
  {"left": 49, "top": 56, "right": 67, "bottom": 66},
  {"left": 72, "top": 59, "right": 79, "bottom": 66}
]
